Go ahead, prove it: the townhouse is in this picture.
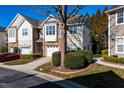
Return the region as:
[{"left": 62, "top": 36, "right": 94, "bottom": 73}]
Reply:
[
  {"left": 7, "top": 14, "right": 41, "bottom": 54},
  {"left": 106, "top": 5, "right": 124, "bottom": 57},
  {"left": 7, "top": 13, "right": 92, "bottom": 56}
]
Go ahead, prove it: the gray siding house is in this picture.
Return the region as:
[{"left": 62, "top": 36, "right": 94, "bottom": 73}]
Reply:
[
  {"left": 39, "top": 14, "right": 92, "bottom": 56},
  {"left": 0, "top": 26, "right": 7, "bottom": 53},
  {"left": 106, "top": 5, "right": 124, "bottom": 57}
]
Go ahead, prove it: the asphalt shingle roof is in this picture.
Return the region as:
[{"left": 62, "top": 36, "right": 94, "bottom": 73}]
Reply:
[{"left": 20, "top": 14, "right": 40, "bottom": 27}]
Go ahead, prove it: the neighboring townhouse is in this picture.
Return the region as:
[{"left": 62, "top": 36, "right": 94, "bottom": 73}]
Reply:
[
  {"left": 39, "top": 14, "right": 92, "bottom": 56},
  {"left": 0, "top": 26, "right": 7, "bottom": 52},
  {"left": 106, "top": 5, "right": 124, "bottom": 57},
  {"left": 7, "top": 13, "right": 41, "bottom": 54}
]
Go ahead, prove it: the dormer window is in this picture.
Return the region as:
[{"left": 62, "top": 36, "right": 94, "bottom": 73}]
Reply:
[
  {"left": 22, "top": 28, "right": 28, "bottom": 36},
  {"left": 46, "top": 25, "right": 55, "bottom": 35},
  {"left": 117, "top": 9, "right": 124, "bottom": 24}
]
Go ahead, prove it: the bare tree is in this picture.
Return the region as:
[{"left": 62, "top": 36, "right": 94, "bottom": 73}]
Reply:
[
  {"left": 19, "top": 5, "right": 85, "bottom": 68},
  {"left": 52, "top": 5, "right": 85, "bottom": 68}
]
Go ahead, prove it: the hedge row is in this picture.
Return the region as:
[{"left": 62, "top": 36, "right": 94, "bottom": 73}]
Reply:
[
  {"left": 52, "top": 50, "right": 93, "bottom": 69},
  {"left": 20, "top": 53, "right": 42, "bottom": 59},
  {"left": 103, "top": 56, "right": 124, "bottom": 63}
]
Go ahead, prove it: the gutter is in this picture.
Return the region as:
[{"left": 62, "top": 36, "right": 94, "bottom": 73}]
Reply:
[{"left": 105, "top": 6, "right": 124, "bottom": 14}]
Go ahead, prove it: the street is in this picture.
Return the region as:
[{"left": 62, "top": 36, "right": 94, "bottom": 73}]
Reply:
[{"left": 0, "top": 67, "right": 63, "bottom": 88}]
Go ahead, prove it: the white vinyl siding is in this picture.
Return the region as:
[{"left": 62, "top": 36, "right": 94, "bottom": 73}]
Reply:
[
  {"left": 116, "top": 9, "right": 124, "bottom": 25},
  {"left": 116, "top": 37, "right": 124, "bottom": 53}
]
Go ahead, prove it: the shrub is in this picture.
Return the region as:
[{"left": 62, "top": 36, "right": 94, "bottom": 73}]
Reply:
[
  {"left": 20, "top": 54, "right": 33, "bottom": 59},
  {"left": 52, "top": 51, "right": 61, "bottom": 66},
  {"left": 0, "top": 47, "right": 8, "bottom": 53},
  {"left": 101, "top": 49, "right": 108, "bottom": 57},
  {"left": 84, "top": 51, "right": 93, "bottom": 64},
  {"left": 64, "top": 51, "right": 89, "bottom": 69},
  {"left": 103, "top": 56, "right": 124, "bottom": 64},
  {"left": 20, "top": 53, "right": 42, "bottom": 59},
  {"left": 52, "top": 50, "right": 93, "bottom": 69},
  {"left": 33, "top": 53, "right": 42, "bottom": 59}
]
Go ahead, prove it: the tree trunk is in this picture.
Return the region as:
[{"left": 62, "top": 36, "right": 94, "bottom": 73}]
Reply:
[
  {"left": 60, "top": 5, "right": 67, "bottom": 69},
  {"left": 61, "top": 23, "right": 66, "bottom": 68}
]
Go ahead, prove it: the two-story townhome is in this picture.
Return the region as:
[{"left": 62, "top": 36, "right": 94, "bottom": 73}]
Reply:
[
  {"left": 39, "top": 14, "right": 92, "bottom": 56},
  {"left": 7, "top": 13, "right": 91, "bottom": 56},
  {"left": 106, "top": 5, "right": 124, "bottom": 57},
  {"left": 7, "top": 13, "right": 41, "bottom": 54},
  {"left": 0, "top": 26, "right": 7, "bottom": 53}
]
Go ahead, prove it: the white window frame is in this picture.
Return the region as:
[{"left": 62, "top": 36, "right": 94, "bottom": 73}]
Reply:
[
  {"left": 22, "top": 28, "right": 28, "bottom": 36},
  {"left": 115, "top": 36, "right": 124, "bottom": 54},
  {"left": 8, "top": 29, "right": 16, "bottom": 38},
  {"left": 45, "top": 25, "right": 56, "bottom": 35},
  {"left": 116, "top": 9, "right": 124, "bottom": 25}
]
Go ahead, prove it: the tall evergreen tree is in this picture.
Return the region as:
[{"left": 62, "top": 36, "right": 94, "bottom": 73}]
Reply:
[{"left": 90, "top": 6, "right": 108, "bottom": 54}]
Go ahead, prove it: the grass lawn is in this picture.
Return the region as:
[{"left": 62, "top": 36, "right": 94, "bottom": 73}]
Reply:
[
  {"left": 35, "top": 62, "right": 124, "bottom": 88},
  {"left": 4, "top": 59, "right": 34, "bottom": 65}
]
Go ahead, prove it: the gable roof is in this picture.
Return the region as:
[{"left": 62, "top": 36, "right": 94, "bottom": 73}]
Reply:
[
  {"left": 6, "top": 13, "right": 39, "bottom": 30},
  {"left": 39, "top": 14, "right": 56, "bottom": 27},
  {"left": 67, "top": 15, "right": 84, "bottom": 24},
  {"left": 21, "top": 14, "right": 39, "bottom": 27},
  {"left": 106, "top": 5, "right": 124, "bottom": 13}
]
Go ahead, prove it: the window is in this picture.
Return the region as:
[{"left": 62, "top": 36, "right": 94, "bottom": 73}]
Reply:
[
  {"left": 46, "top": 25, "right": 55, "bottom": 35},
  {"left": 117, "top": 10, "right": 124, "bottom": 24},
  {"left": 68, "top": 26, "right": 77, "bottom": 34},
  {"left": 22, "top": 28, "right": 28, "bottom": 36},
  {"left": 116, "top": 37, "right": 124, "bottom": 53},
  {"left": 68, "top": 44, "right": 77, "bottom": 50},
  {"left": 9, "top": 30, "right": 15, "bottom": 37}
]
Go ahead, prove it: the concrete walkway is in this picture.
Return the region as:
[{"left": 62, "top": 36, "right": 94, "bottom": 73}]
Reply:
[
  {"left": 0, "top": 57, "right": 85, "bottom": 88},
  {"left": 96, "top": 57, "right": 124, "bottom": 70}
]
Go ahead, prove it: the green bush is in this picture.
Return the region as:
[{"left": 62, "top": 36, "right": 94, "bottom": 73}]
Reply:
[
  {"left": 84, "top": 51, "right": 93, "bottom": 64},
  {"left": 52, "top": 51, "right": 61, "bottom": 66},
  {"left": 101, "top": 49, "right": 108, "bottom": 57},
  {"left": 20, "top": 53, "right": 42, "bottom": 59},
  {"left": 33, "top": 53, "right": 42, "bottom": 59},
  {"left": 103, "top": 56, "right": 124, "bottom": 63},
  {"left": 0, "top": 47, "right": 8, "bottom": 53},
  {"left": 52, "top": 50, "right": 93, "bottom": 69},
  {"left": 20, "top": 54, "right": 33, "bottom": 59},
  {"left": 64, "top": 51, "right": 90, "bottom": 69}
]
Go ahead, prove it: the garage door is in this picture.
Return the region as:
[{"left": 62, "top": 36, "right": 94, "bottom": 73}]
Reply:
[
  {"left": 21, "top": 47, "right": 31, "bottom": 54},
  {"left": 46, "top": 46, "right": 59, "bottom": 56}
]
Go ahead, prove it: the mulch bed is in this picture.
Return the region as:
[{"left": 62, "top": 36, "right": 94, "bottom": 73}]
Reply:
[{"left": 50, "top": 65, "right": 93, "bottom": 75}]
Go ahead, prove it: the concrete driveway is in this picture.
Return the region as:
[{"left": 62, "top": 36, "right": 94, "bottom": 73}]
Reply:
[
  {"left": 0, "top": 67, "right": 63, "bottom": 88},
  {"left": 0, "top": 57, "right": 84, "bottom": 88}
]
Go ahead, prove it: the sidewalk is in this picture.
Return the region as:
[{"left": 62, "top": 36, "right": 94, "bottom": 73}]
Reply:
[
  {"left": 96, "top": 57, "right": 124, "bottom": 70},
  {"left": 0, "top": 57, "right": 86, "bottom": 88}
]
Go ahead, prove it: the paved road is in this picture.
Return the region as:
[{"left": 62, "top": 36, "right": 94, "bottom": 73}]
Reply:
[{"left": 0, "top": 67, "right": 63, "bottom": 88}]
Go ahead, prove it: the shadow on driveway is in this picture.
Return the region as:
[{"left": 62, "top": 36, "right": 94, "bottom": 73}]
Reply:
[{"left": 1, "top": 67, "right": 124, "bottom": 88}]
